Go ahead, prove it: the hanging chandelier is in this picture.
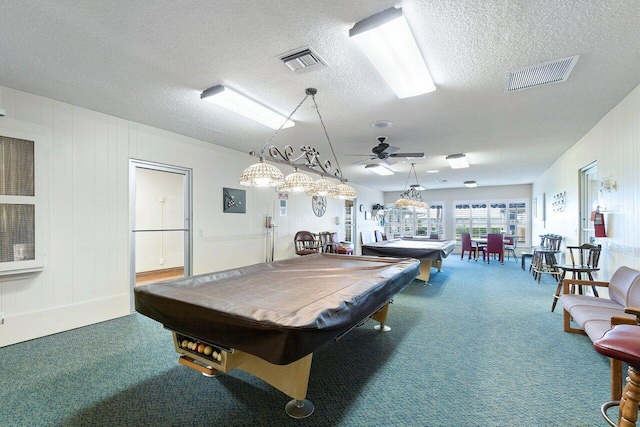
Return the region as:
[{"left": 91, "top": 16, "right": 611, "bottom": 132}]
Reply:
[
  {"left": 395, "top": 163, "right": 429, "bottom": 209},
  {"left": 238, "top": 88, "right": 357, "bottom": 200}
]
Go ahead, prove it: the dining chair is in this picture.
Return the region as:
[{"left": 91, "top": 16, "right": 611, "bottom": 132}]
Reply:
[
  {"left": 318, "top": 231, "right": 333, "bottom": 252},
  {"left": 294, "top": 231, "right": 321, "bottom": 256},
  {"left": 482, "top": 233, "right": 504, "bottom": 264},
  {"left": 374, "top": 230, "right": 385, "bottom": 242},
  {"left": 460, "top": 232, "right": 476, "bottom": 261},
  {"left": 504, "top": 235, "right": 518, "bottom": 260}
]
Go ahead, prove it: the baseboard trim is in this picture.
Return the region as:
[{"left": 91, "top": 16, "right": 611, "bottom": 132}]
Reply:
[{"left": 0, "top": 294, "right": 130, "bottom": 347}]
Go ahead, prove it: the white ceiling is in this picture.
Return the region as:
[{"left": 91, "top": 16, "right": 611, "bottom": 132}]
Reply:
[{"left": 1, "top": 1, "right": 639, "bottom": 192}]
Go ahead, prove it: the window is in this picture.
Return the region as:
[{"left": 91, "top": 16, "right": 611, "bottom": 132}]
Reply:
[
  {"left": 455, "top": 199, "right": 528, "bottom": 244},
  {"left": 0, "top": 127, "right": 48, "bottom": 274},
  {"left": 385, "top": 203, "right": 445, "bottom": 238},
  {"left": 416, "top": 203, "right": 444, "bottom": 237}
]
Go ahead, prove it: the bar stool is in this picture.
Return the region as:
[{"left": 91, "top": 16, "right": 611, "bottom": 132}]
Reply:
[
  {"left": 532, "top": 235, "right": 562, "bottom": 283},
  {"left": 594, "top": 324, "right": 640, "bottom": 426}
]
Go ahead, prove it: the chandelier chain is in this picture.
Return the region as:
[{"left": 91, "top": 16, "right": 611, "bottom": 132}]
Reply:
[
  {"left": 412, "top": 163, "right": 420, "bottom": 185},
  {"left": 259, "top": 93, "right": 310, "bottom": 155},
  {"left": 402, "top": 164, "right": 413, "bottom": 190},
  {"left": 311, "top": 93, "right": 343, "bottom": 179}
]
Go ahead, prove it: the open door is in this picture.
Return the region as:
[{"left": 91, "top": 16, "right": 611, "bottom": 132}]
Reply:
[
  {"left": 129, "top": 160, "right": 192, "bottom": 308},
  {"left": 580, "top": 162, "right": 598, "bottom": 244}
]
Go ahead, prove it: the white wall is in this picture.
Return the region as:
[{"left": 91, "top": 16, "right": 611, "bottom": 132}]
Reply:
[
  {"left": 0, "top": 85, "right": 383, "bottom": 346},
  {"left": 532, "top": 83, "right": 640, "bottom": 279},
  {"left": 352, "top": 184, "right": 386, "bottom": 252},
  {"left": 134, "top": 168, "right": 185, "bottom": 272}
]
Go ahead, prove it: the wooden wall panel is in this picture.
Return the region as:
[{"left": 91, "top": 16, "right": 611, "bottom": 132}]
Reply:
[
  {"left": 14, "top": 91, "right": 43, "bottom": 125},
  {"left": 71, "top": 107, "right": 97, "bottom": 303},
  {"left": 93, "top": 113, "right": 110, "bottom": 299},
  {"left": 39, "top": 97, "right": 54, "bottom": 310},
  {"left": 51, "top": 101, "right": 74, "bottom": 306},
  {"left": 114, "top": 118, "right": 130, "bottom": 296}
]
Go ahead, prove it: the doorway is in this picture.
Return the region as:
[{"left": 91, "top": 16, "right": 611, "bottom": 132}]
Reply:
[
  {"left": 580, "top": 161, "right": 598, "bottom": 244},
  {"left": 129, "top": 160, "right": 192, "bottom": 306}
]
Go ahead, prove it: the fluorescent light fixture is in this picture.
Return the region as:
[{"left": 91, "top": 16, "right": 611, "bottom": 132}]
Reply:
[
  {"left": 446, "top": 153, "right": 469, "bottom": 169},
  {"left": 349, "top": 7, "right": 435, "bottom": 99},
  {"left": 464, "top": 181, "right": 478, "bottom": 188},
  {"left": 365, "top": 164, "right": 394, "bottom": 175},
  {"left": 201, "top": 85, "right": 294, "bottom": 130}
]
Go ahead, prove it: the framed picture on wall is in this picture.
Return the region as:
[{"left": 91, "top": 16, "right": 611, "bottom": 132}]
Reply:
[{"left": 223, "top": 188, "right": 246, "bottom": 213}]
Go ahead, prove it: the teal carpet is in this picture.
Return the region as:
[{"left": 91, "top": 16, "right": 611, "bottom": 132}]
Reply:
[{"left": 0, "top": 256, "right": 613, "bottom": 426}]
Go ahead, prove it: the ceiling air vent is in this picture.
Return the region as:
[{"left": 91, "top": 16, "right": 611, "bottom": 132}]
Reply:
[
  {"left": 279, "top": 47, "right": 327, "bottom": 74},
  {"left": 504, "top": 55, "right": 580, "bottom": 93}
]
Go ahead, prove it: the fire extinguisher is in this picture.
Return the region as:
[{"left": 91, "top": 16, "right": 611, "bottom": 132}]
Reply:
[{"left": 590, "top": 210, "right": 606, "bottom": 237}]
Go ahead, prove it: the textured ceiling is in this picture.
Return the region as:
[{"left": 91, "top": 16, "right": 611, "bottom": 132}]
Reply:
[{"left": 1, "top": 0, "right": 639, "bottom": 192}]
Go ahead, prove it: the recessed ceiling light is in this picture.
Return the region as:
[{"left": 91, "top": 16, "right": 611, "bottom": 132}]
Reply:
[
  {"left": 464, "top": 181, "right": 478, "bottom": 188},
  {"left": 370, "top": 120, "right": 393, "bottom": 129},
  {"left": 365, "top": 163, "right": 394, "bottom": 175},
  {"left": 446, "top": 153, "right": 469, "bottom": 169},
  {"left": 426, "top": 170, "right": 439, "bottom": 173}
]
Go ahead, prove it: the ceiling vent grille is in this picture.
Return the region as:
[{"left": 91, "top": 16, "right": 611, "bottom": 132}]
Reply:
[
  {"left": 279, "top": 47, "right": 327, "bottom": 74},
  {"left": 505, "top": 55, "right": 580, "bottom": 93}
]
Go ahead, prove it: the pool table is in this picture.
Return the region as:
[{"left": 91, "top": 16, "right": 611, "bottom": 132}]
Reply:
[
  {"left": 361, "top": 238, "right": 456, "bottom": 283},
  {"left": 134, "top": 253, "right": 419, "bottom": 418}
]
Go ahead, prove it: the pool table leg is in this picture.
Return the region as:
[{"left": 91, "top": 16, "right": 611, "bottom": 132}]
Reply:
[
  {"left": 232, "top": 352, "right": 314, "bottom": 418},
  {"left": 174, "top": 333, "right": 314, "bottom": 419},
  {"left": 372, "top": 302, "right": 392, "bottom": 332}
]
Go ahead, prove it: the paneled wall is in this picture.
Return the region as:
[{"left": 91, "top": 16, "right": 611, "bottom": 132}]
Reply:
[
  {"left": 532, "top": 83, "right": 640, "bottom": 278},
  {"left": 0, "top": 85, "right": 383, "bottom": 346}
]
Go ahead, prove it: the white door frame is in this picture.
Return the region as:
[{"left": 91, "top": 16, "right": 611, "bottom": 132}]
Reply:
[
  {"left": 129, "top": 159, "right": 192, "bottom": 311},
  {"left": 580, "top": 161, "right": 597, "bottom": 245}
]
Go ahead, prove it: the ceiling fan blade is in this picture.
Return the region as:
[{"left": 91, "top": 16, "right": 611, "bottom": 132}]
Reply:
[
  {"left": 351, "top": 158, "right": 375, "bottom": 165},
  {"left": 383, "top": 157, "right": 397, "bottom": 165},
  {"left": 345, "top": 154, "right": 375, "bottom": 157},
  {"left": 389, "top": 152, "right": 425, "bottom": 158},
  {"left": 382, "top": 145, "right": 400, "bottom": 154}
]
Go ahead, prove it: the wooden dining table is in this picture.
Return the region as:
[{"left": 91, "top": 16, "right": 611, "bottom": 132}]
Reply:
[{"left": 470, "top": 237, "right": 512, "bottom": 261}]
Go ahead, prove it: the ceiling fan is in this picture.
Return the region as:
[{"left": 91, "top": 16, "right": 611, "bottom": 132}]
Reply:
[{"left": 348, "top": 137, "right": 424, "bottom": 165}]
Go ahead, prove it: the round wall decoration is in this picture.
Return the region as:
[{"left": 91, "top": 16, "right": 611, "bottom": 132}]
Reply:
[{"left": 312, "top": 196, "right": 327, "bottom": 217}]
